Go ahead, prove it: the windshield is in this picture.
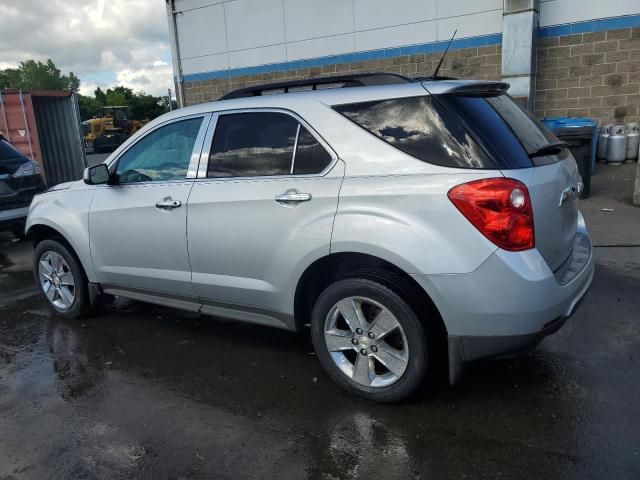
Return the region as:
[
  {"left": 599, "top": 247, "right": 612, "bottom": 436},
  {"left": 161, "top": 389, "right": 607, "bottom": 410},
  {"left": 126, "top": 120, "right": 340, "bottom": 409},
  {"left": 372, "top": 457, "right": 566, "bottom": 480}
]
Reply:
[
  {"left": 0, "top": 139, "right": 29, "bottom": 175},
  {"left": 0, "top": 139, "right": 27, "bottom": 162}
]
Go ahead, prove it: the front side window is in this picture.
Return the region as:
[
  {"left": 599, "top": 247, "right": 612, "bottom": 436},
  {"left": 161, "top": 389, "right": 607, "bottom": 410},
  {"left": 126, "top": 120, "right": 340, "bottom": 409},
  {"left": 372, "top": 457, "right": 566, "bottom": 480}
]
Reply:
[
  {"left": 115, "top": 117, "right": 203, "bottom": 184},
  {"left": 334, "top": 96, "right": 495, "bottom": 169},
  {"left": 207, "top": 112, "right": 332, "bottom": 178}
]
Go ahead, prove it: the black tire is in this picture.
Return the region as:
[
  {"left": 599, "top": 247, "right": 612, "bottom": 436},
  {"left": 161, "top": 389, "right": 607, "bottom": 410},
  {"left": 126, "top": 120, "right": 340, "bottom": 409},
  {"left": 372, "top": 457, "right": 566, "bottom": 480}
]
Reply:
[
  {"left": 311, "top": 277, "right": 428, "bottom": 403},
  {"left": 33, "top": 239, "right": 91, "bottom": 319}
]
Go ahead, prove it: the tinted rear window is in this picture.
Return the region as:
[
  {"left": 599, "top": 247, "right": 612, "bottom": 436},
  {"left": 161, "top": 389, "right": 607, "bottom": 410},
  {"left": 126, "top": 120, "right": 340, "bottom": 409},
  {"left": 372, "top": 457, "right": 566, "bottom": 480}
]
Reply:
[
  {"left": 485, "top": 95, "right": 558, "bottom": 154},
  {"left": 334, "top": 96, "right": 495, "bottom": 169},
  {"left": 336, "top": 93, "right": 564, "bottom": 170},
  {"left": 433, "top": 94, "right": 566, "bottom": 168}
]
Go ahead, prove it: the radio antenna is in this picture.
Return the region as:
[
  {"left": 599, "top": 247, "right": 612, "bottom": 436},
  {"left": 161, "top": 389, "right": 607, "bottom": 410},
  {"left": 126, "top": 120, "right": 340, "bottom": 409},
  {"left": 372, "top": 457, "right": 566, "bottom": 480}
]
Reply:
[{"left": 431, "top": 29, "right": 457, "bottom": 79}]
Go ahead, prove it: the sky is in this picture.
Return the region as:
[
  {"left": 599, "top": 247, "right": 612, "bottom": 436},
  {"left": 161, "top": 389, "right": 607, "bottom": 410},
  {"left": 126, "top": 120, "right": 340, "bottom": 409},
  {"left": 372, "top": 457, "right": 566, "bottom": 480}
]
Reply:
[{"left": 0, "top": 0, "right": 173, "bottom": 97}]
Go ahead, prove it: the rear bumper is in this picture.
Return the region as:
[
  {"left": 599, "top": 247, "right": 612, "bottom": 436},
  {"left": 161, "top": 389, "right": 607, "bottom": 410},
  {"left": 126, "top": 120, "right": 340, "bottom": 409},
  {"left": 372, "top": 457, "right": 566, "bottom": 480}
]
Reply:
[
  {"left": 412, "top": 222, "right": 594, "bottom": 381},
  {"left": 448, "top": 263, "right": 591, "bottom": 363}
]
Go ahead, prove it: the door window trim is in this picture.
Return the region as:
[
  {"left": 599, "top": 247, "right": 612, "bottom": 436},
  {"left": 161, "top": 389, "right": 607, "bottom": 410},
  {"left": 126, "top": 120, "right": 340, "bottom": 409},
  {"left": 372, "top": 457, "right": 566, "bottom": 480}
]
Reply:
[
  {"left": 196, "top": 108, "right": 338, "bottom": 180},
  {"left": 105, "top": 113, "right": 211, "bottom": 186}
]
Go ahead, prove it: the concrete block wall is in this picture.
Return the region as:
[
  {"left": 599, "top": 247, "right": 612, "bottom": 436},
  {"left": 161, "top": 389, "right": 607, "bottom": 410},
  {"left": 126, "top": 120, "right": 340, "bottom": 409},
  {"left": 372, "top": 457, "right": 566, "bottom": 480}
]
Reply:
[
  {"left": 182, "top": 45, "right": 502, "bottom": 105},
  {"left": 535, "top": 26, "right": 640, "bottom": 124}
]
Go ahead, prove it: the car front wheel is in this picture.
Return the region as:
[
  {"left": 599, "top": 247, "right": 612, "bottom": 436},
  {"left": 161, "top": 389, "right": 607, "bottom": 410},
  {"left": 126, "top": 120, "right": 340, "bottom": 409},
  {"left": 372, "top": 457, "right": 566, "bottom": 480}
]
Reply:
[
  {"left": 34, "top": 239, "right": 90, "bottom": 318},
  {"left": 311, "top": 277, "right": 428, "bottom": 402}
]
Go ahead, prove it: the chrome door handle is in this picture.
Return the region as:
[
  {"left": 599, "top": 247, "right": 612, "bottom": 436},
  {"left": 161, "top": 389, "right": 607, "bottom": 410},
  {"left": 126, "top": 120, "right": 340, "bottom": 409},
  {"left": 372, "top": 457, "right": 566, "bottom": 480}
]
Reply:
[
  {"left": 275, "top": 191, "right": 312, "bottom": 204},
  {"left": 155, "top": 198, "right": 182, "bottom": 210}
]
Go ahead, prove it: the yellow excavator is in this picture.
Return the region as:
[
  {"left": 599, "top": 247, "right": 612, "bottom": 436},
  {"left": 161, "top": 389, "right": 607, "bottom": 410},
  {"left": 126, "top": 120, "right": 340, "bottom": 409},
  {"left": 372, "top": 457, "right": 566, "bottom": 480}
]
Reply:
[{"left": 82, "top": 106, "right": 149, "bottom": 153}]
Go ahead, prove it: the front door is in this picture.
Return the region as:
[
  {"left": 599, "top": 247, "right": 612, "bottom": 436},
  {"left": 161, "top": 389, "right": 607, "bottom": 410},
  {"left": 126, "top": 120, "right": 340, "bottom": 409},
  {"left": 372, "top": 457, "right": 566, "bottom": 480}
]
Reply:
[
  {"left": 89, "top": 115, "right": 208, "bottom": 298},
  {"left": 187, "top": 111, "right": 343, "bottom": 322}
]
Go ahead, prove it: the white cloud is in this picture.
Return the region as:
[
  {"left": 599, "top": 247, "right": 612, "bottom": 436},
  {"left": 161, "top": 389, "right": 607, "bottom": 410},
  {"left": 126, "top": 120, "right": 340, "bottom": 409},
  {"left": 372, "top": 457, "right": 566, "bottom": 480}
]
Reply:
[
  {"left": 0, "top": 0, "right": 173, "bottom": 96},
  {"left": 79, "top": 82, "right": 100, "bottom": 97},
  {"left": 116, "top": 63, "right": 174, "bottom": 95}
]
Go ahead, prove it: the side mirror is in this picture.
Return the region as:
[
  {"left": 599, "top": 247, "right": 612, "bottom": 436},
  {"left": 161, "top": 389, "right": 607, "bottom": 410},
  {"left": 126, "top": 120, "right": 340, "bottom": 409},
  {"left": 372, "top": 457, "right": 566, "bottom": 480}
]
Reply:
[{"left": 83, "top": 164, "right": 111, "bottom": 185}]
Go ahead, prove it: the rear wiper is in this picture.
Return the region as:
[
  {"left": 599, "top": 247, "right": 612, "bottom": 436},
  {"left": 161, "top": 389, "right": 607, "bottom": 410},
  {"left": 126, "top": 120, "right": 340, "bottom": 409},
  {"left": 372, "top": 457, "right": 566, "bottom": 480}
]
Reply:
[{"left": 528, "top": 141, "right": 568, "bottom": 158}]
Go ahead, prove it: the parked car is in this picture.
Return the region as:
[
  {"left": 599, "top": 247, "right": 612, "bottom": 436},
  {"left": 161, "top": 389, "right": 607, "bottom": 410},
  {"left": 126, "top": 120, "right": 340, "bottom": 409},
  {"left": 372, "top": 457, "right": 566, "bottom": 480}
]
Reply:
[
  {"left": 26, "top": 74, "right": 594, "bottom": 402},
  {"left": 0, "top": 134, "right": 46, "bottom": 239}
]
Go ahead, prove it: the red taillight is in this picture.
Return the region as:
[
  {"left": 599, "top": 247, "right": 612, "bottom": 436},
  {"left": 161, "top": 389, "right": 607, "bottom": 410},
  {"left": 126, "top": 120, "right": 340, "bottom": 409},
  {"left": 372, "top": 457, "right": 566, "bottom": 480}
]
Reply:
[{"left": 448, "top": 178, "right": 535, "bottom": 251}]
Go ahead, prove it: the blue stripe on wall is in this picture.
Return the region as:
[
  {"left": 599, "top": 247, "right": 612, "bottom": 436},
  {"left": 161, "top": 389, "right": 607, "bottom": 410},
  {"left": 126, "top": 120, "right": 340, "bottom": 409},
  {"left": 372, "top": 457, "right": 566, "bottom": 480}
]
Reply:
[
  {"left": 181, "top": 13, "right": 640, "bottom": 84},
  {"left": 539, "top": 13, "right": 640, "bottom": 38}
]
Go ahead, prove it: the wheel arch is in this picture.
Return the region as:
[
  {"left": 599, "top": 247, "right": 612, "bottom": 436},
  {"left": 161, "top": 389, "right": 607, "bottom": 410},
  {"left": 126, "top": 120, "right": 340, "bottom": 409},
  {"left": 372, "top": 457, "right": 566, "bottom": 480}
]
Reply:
[
  {"left": 27, "top": 221, "right": 95, "bottom": 283},
  {"left": 294, "top": 252, "right": 447, "bottom": 336}
]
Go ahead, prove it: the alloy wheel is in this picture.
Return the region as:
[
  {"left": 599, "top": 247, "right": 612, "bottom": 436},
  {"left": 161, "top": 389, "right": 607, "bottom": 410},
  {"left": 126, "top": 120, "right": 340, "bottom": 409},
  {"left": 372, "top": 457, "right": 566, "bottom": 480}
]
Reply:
[
  {"left": 324, "top": 296, "right": 409, "bottom": 388},
  {"left": 38, "top": 251, "right": 76, "bottom": 310}
]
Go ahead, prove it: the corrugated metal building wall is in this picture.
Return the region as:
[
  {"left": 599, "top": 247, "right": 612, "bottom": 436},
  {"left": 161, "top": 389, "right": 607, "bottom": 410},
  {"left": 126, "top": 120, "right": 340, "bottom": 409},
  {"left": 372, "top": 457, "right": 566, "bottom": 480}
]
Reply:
[{"left": 32, "top": 94, "right": 86, "bottom": 186}]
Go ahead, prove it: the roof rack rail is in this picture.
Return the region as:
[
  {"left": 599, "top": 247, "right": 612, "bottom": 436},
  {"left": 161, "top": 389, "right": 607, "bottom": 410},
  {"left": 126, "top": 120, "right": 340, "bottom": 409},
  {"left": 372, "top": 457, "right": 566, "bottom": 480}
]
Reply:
[
  {"left": 415, "top": 75, "right": 459, "bottom": 81},
  {"left": 219, "top": 73, "right": 415, "bottom": 100}
]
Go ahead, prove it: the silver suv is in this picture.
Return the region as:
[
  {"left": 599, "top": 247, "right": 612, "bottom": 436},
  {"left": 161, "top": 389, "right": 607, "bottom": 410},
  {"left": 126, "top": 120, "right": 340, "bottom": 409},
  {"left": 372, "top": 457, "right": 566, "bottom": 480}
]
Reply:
[{"left": 26, "top": 74, "right": 594, "bottom": 402}]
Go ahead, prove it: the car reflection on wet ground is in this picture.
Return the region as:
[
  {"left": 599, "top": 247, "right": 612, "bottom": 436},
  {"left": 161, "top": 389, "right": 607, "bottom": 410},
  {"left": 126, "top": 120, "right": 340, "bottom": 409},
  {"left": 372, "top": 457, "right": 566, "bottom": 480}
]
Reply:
[{"left": 1, "top": 232, "right": 639, "bottom": 479}]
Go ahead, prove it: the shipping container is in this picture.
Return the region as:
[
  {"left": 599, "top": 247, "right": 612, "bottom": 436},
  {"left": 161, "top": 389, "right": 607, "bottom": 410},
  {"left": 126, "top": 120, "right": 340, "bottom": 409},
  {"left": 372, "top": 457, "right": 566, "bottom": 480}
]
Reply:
[{"left": 0, "top": 90, "right": 86, "bottom": 186}]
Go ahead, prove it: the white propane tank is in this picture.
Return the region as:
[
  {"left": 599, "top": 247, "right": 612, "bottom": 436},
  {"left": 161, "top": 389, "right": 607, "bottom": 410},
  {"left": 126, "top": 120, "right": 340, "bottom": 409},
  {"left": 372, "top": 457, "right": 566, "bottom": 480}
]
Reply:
[
  {"left": 608, "top": 124, "right": 626, "bottom": 134},
  {"left": 626, "top": 123, "right": 639, "bottom": 162},
  {"left": 607, "top": 125, "right": 627, "bottom": 165},
  {"left": 597, "top": 127, "right": 609, "bottom": 162}
]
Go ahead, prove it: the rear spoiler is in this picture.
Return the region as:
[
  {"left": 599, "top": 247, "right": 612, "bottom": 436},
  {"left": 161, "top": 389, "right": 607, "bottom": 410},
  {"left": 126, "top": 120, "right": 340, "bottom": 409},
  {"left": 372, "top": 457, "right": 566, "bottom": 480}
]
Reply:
[{"left": 423, "top": 81, "right": 510, "bottom": 97}]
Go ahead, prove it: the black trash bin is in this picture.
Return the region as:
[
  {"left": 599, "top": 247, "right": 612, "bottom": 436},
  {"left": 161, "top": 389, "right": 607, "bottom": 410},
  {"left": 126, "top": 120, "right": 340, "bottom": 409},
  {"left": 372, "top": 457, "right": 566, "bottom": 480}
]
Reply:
[{"left": 542, "top": 117, "right": 597, "bottom": 198}]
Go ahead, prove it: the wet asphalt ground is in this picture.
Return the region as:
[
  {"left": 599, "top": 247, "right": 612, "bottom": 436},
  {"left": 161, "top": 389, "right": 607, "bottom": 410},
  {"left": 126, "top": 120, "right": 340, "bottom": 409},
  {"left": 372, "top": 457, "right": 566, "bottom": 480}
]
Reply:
[{"left": 1, "top": 165, "right": 640, "bottom": 479}]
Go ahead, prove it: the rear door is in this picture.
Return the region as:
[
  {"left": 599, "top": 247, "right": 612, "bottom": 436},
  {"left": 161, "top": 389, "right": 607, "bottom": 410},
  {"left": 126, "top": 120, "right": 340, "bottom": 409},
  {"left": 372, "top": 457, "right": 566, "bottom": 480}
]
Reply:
[{"left": 187, "top": 110, "right": 343, "bottom": 322}]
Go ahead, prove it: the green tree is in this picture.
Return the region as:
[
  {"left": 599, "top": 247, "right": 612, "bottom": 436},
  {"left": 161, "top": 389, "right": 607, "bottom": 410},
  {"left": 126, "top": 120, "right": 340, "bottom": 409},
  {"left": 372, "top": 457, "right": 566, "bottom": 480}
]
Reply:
[
  {"left": 130, "top": 93, "right": 166, "bottom": 119},
  {"left": 0, "top": 59, "right": 79, "bottom": 91},
  {"left": 94, "top": 87, "right": 107, "bottom": 106},
  {"left": 78, "top": 95, "right": 101, "bottom": 119},
  {"left": 79, "top": 85, "right": 169, "bottom": 121},
  {"left": 102, "top": 86, "right": 133, "bottom": 106}
]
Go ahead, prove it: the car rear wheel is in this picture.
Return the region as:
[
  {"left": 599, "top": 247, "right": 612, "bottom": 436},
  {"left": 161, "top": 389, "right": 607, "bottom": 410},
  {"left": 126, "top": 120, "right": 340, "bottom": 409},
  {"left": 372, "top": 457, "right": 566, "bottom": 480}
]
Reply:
[
  {"left": 34, "top": 239, "right": 90, "bottom": 318},
  {"left": 311, "top": 278, "right": 427, "bottom": 402}
]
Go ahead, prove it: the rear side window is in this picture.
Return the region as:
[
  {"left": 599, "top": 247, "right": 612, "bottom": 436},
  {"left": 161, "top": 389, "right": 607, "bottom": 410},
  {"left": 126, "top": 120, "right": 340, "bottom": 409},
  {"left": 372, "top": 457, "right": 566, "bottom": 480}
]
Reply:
[
  {"left": 293, "top": 126, "right": 332, "bottom": 175},
  {"left": 209, "top": 112, "right": 297, "bottom": 177},
  {"left": 208, "top": 112, "right": 332, "bottom": 178},
  {"left": 334, "top": 96, "right": 495, "bottom": 169}
]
